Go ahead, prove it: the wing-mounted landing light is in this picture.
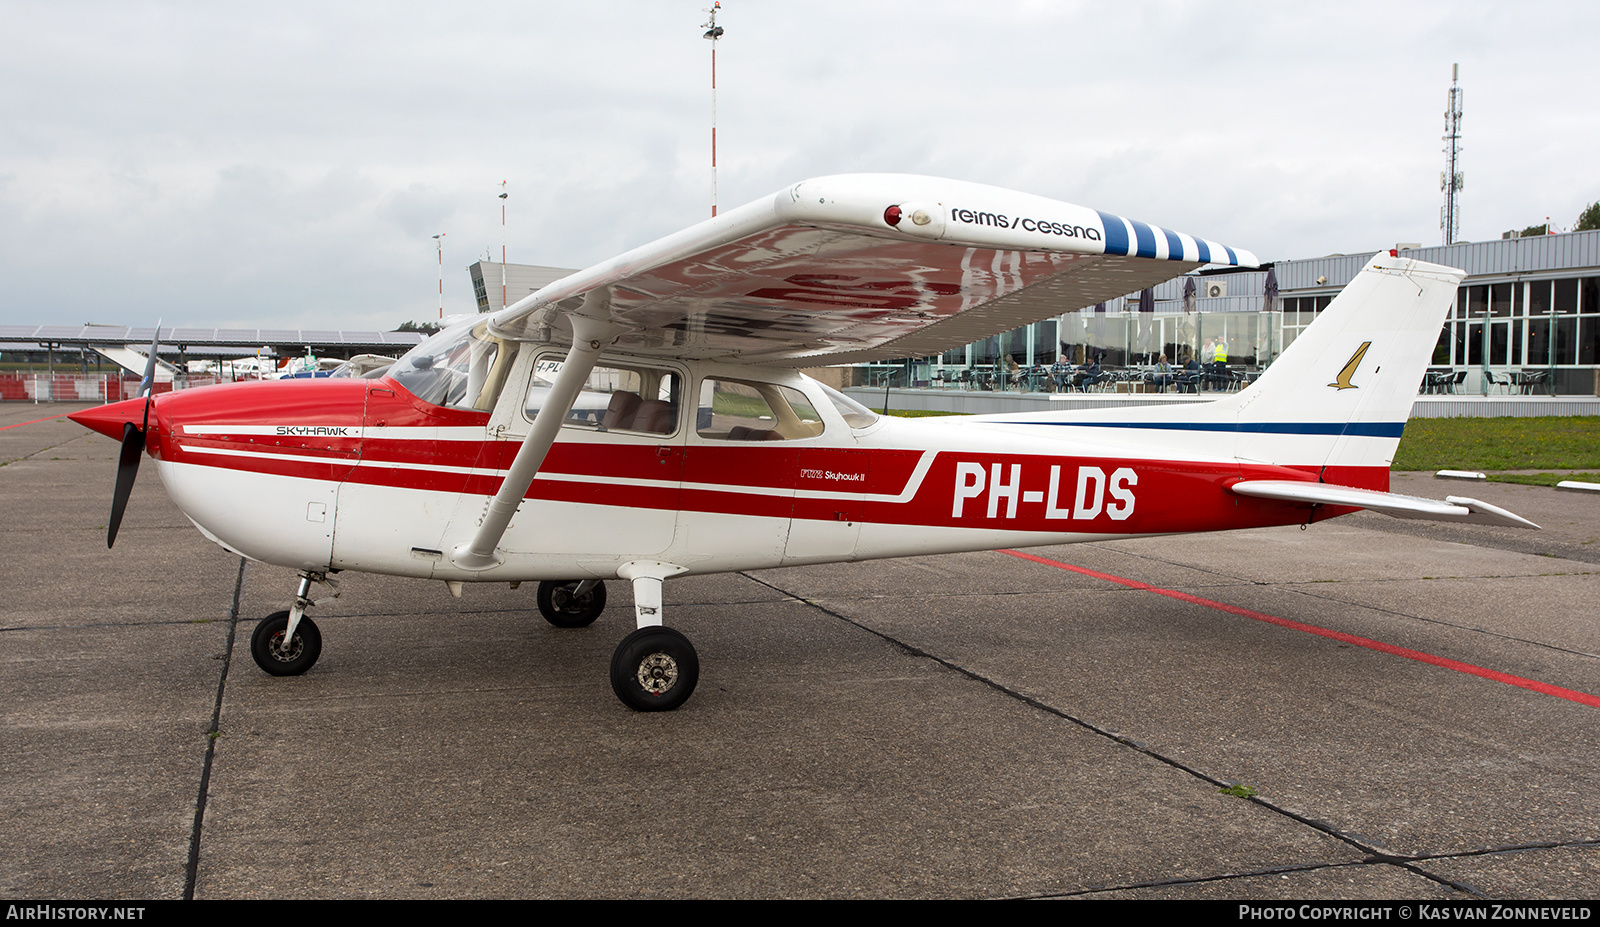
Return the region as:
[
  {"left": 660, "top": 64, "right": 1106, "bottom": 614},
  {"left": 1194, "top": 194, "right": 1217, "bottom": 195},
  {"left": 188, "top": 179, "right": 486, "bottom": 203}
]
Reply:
[{"left": 881, "top": 201, "right": 944, "bottom": 237}]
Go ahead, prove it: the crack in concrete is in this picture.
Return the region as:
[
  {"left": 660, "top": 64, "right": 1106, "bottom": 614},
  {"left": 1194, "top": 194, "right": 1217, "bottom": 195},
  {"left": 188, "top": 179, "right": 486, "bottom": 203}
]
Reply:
[
  {"left": 182, "top": 557, "right": 247, "bottom": 901},
  {"left": 737, "top": 569, "right": 1598, "bottom": 900}
]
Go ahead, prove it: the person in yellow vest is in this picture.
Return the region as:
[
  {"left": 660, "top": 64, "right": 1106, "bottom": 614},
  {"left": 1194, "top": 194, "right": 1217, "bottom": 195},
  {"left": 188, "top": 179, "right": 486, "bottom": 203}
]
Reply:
[{"left": 1211, "top": 336, "right": 1229, "bottom": 390}]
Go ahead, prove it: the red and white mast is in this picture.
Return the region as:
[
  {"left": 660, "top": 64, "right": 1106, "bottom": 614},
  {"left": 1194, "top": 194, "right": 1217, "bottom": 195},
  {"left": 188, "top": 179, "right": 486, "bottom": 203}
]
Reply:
[
  {"left": 702, "top": 3, "right": 723, "bottom": 217},
  {"left": 432, "top": 232, "right": 446, "bottom": 319},
  {"left": 498, "top": 181, "right": 509, "bottom": 309}
]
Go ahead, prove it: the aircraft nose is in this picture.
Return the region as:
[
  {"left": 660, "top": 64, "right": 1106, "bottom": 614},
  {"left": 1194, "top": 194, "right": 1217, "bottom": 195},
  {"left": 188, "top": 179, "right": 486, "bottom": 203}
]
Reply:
[{"left": 69, "top": 398, "right": 151, "bottom": 441}]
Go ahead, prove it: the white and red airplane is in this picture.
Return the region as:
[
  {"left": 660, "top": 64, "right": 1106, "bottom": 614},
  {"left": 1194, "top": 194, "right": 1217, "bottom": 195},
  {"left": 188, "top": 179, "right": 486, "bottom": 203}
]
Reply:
[{"left": 71, "top": 174, "right": 1536, "bottom": 711}]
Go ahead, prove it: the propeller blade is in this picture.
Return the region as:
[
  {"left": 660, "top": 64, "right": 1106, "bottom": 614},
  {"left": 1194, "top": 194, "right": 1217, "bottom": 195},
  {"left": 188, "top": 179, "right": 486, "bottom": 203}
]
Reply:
[
  {"left": 138, "top": 320, "right": 162, "bottom": 400},
  {"left": 109, "top": 321, "right": 162, "bottom": 547},
  {"left": 139, "top": 320, "right": 162, "bottom": 432},
  {"left": 108, "top": 421, "right": 145, "bottom": 548}
]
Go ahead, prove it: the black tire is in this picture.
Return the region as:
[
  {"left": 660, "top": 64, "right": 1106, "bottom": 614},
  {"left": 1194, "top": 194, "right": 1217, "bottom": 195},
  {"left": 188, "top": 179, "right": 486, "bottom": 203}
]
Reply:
[
  {"left": 250, "top": 610, "right": 322, "bottom": 676},
  {"left": 609, "top": 627, "right": 699, "bottom": 712},
  {"left": 537, "top": 580, "right": 606, "bottom": 628}
]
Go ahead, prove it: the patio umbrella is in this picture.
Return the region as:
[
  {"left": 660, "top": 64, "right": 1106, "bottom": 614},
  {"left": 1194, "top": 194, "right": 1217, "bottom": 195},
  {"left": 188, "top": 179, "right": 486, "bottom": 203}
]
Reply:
[
  {"left": 1183, "top": 276, "right": 1196, "bottom": 313},
  {"left": 1138, "top": 288, "right": 1154, "bottom": 312},
  {"left": 1263, "top": 265, "right": 1279, "bottom": 312}
]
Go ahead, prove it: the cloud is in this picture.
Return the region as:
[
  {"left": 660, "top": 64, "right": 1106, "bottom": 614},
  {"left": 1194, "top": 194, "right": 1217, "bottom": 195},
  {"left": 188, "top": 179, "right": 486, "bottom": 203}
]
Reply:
[{"left": 2, "top": 1, "right": 1597, "bottom": 329}]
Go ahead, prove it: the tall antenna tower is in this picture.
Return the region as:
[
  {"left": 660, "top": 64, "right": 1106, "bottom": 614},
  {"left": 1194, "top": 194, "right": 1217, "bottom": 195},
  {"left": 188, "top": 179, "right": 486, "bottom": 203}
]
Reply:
[
  {"left": 498, "top": 181, "right": 509, "bottom": 310},
  {"left": 432, "top": 232, "right": 446, "bottom": 319},
  {"left": 1440, "top": 63, "right": 1465, "bottom": 245},
  {"left": 702, "top": 2, "right": 724, "bottom": 217}
]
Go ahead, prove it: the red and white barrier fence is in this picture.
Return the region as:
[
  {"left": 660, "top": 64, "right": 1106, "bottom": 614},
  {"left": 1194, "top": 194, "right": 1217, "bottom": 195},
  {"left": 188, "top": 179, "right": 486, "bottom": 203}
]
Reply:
[{"left": 0, "top": 373, "right": 226, "bottom": 403}]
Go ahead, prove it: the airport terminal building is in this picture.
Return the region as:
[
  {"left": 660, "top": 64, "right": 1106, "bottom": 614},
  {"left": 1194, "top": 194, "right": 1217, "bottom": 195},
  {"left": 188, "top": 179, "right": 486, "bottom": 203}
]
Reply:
[
  {"left": 470, "top": 230, "right": 1600, "bottom": 398},
  {"left": 849, "top": 228, "right": 1600, "bottom": 397}
]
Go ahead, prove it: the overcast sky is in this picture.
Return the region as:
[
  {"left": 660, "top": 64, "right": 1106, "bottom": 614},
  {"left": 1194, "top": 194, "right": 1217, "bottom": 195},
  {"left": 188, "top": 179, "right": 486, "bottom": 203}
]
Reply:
[{"left": 3, "top": 0, "right": 1596, "bottom": 331}]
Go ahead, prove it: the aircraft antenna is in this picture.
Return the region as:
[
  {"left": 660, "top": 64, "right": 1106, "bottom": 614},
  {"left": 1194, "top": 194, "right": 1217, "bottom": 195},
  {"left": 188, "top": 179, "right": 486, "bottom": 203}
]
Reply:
[
  {"left": 432, "top": 232, "right": 446, "bottom": 319},
  {"left": 499, "top": 181, "right": 509, "bottom": 310},
  {"left": 1440, "top": 63, "right": 1465, "bottom": 245},
  {"left": 702, "top": 2, "right": 724, "bottom": 217}
]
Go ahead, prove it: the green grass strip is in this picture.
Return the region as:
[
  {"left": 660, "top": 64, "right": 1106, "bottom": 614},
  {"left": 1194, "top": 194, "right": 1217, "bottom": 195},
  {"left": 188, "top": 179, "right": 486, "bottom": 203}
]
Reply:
[{"left": 1393, "top": 416, "right": 1600, "bottom": 472}]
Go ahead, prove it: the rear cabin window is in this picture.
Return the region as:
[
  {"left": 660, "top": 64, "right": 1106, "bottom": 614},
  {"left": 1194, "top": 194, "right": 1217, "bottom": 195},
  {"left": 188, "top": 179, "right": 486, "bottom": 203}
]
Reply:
[
  {"left": 816, "top": 382, "right": 880, "bottom": 429},
  {"left": 696, "top": 378, "right": 826, "bottom": 441}
]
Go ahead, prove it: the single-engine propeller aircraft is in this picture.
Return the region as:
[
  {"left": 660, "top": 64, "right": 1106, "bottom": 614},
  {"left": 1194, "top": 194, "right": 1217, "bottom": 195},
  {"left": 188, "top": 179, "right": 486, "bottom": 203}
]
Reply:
[{"left": 72, "top": 174, "right": 1537, "bottom": 711}]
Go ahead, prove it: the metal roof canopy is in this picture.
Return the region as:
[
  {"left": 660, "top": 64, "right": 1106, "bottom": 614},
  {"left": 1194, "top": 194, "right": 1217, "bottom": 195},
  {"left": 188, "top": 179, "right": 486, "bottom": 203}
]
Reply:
[{"left": 0, "top": 325, "right": 427, "bottom": 355}]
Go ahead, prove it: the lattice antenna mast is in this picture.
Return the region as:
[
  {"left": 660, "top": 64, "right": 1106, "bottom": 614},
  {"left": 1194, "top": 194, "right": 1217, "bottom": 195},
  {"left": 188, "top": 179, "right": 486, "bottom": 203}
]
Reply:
[
  {"left": 1440, "top": 63, "right": 1465, "bottom": 245},
  {"left": 702, "top": 2, "right": 724, "bottom": 217}
]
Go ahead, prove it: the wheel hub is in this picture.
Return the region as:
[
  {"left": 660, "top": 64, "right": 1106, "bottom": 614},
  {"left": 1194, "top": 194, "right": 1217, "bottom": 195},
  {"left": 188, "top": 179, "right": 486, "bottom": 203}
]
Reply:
[
  {"left": 636, "top": 652, "right": 679, "bottom": 695},
  {"left": 268, "top": 631, "right": 303, "bottom": 663}
]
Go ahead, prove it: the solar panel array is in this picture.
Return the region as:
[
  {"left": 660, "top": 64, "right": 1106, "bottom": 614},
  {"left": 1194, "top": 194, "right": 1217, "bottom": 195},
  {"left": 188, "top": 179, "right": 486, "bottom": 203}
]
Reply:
[{"left": 0, "top": 325, "right": 428, "bottom": 349}]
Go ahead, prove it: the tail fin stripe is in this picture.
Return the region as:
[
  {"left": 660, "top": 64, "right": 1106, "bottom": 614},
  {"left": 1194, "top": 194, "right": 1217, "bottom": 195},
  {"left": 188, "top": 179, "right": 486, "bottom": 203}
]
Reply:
[{"left": 991, "top": 421, "right": 1405, "bottom": 438}]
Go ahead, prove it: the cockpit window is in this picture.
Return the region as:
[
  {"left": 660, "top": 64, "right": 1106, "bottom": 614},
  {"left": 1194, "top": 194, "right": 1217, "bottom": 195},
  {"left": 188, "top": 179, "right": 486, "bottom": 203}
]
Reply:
[{"left": 390, "top": 322, "right": 511, "bottom": 411}]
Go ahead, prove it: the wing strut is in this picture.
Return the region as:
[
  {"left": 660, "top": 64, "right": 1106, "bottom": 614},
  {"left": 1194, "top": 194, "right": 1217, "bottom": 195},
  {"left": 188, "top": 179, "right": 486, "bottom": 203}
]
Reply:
[{"left": 452, "top": 305, "right": 625, "bottom": 571}]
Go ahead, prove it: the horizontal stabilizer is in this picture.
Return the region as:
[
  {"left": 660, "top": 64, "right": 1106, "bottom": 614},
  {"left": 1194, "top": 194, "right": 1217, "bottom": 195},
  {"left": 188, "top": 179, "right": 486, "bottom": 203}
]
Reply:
[{"left": 1229, "top": 480, "right": 1539, "bottom": 530}]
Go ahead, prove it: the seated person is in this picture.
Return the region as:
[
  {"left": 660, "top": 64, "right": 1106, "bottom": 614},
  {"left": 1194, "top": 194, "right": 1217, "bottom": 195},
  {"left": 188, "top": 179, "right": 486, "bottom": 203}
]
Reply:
[
  {"left": 1073, "top": 355, "right": 1105, "bottom": 392},
  {"left": 1050, "top": 356, "right": 1072, "bottom": 392},
  {"left": 1149, "top": 354, "right": 1174, "bottom": 393},
  {"left": 1178, "top": 357, "right": 1202, "bottom": 393}
]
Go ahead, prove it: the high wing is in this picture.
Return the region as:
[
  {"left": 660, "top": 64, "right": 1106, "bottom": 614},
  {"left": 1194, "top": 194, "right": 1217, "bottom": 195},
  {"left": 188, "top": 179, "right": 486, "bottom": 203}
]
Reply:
[{"left": 487, "top": 174, "right": 1257, "bottom": 364}]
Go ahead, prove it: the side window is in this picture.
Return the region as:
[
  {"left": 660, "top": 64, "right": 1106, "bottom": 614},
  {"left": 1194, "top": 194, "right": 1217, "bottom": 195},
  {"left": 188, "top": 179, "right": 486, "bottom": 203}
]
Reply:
[
  {"left": 524, "top": 358, "right": 680, "bottom": 436},
  {"left": 696, "top": 378, "right": 826, "bottom": 441}
]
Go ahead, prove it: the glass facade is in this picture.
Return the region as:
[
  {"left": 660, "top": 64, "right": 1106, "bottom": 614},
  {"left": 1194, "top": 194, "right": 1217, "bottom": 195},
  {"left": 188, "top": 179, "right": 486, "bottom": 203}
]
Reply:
[
  {"left": 862, "top": 308, "right": 1285, "bottom": 390},
  {"left": 856, "top": 270, "right": 1600, "bottom": 396},
  {"left": 1440, "top": 275, "right": 1599, "bottom": 394}
]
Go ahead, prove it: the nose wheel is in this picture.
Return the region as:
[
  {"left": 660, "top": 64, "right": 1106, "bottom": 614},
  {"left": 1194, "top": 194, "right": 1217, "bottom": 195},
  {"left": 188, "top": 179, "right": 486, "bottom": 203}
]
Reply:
[
  {"left": 250, "top": 611, "right": 322, "bottom": 676},
  {"left": 249, "top": 570, "right": 335, "bottom": 677},
  {"left": 610, "top": 627, "right": 698, "bottom": 712}
]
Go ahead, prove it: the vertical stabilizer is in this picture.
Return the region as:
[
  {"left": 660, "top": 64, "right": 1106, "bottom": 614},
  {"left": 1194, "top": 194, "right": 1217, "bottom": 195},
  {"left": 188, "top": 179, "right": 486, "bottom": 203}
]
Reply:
[{"left": 1220, "top": 253, "right": 1463, "bottom": 478}]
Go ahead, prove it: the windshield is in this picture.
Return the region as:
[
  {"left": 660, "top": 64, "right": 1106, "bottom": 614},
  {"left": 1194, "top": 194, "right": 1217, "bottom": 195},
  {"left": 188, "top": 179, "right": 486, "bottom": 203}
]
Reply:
[{"left": 390, "top": 322, "right": 510, "bottom": 411}]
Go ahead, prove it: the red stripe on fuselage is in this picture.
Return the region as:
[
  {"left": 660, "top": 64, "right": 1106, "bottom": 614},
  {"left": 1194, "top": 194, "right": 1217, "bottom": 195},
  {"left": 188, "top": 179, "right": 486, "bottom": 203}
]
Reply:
[{"left": 147, "top": 377, "right": 1381, "bottom": 535}]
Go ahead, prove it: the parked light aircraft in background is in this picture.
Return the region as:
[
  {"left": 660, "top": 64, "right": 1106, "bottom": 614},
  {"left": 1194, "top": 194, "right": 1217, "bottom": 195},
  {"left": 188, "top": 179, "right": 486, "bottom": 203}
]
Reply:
[{"left": 71, "top": 174, "right": 1536, "bottom": 712}]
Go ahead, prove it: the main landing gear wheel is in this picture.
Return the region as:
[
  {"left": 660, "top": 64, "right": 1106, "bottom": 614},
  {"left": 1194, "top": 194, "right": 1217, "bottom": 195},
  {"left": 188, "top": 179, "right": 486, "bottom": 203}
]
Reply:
[
  {"left": 250, "top": 611, "right": 322, "bottom": 676},
  {"left": 610, "top": 627, "right": 699, "bottom": 712},
  {"left": 537, "top": 580, "right": 607, "bottom": 628}
]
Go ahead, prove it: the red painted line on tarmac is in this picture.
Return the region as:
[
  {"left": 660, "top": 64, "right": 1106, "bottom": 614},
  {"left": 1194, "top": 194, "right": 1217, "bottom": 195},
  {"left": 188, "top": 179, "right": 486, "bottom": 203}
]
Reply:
[
  {"left": 1000, "top": 548, "right": 1600, "bottom": 709},
  {"left": 0, "top": 412, "right": 74, "bottom": 431}
]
